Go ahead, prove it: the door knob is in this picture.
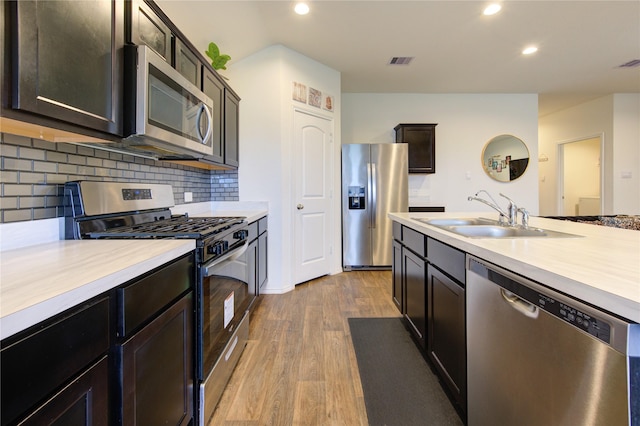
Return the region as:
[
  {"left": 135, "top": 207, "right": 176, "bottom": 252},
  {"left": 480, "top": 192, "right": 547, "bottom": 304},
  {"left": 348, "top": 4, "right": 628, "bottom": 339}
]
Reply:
[{"left": 297, "top": 204, "right": 304, "bottom": 210}]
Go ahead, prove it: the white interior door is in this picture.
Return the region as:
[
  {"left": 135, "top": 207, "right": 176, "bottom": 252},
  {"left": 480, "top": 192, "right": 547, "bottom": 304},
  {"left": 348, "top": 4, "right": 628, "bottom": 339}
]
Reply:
[
  {"left": 560, "top": 137, "right": 602, "bottom": 215},
  {"left": 293, "top": 109, "right": 333, "bottom": 284}
]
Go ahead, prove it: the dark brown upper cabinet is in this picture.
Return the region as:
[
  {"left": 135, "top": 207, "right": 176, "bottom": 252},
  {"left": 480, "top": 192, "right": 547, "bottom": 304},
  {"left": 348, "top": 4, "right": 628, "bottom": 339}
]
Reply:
[
  {"left": 224, "top": 89, "right": 240, "bottom": 168},
  {"left": 10, "top": 0, "right": 124, "bottom": 136},
  {"left": 128, "top": 0, "right": 172, "bottom": 63},
  {"left": 394, "top": 123, "right": 437, "bottom": 174},
  {"left": 202, "top": 67, "right": 225, "bottom": 164},
  {"left": 175, "top": 38, "right": 201, "bottom": 88}
]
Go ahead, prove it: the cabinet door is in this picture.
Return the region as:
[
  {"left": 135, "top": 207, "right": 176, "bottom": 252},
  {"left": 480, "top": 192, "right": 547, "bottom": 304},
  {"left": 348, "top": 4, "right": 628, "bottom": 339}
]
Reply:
[
  {"left": 392, "top": 240, "right": 403, "bottom": 313},
  {"left": 202, "top": 68, "right": 224, "bottom": 164},
  {"left": 247, "top": 238, "right": 259, "bottom": 298},
  {"left": 121, "top": 293, "right": 193, "bottom": 426},
  {"left": 427, "top": 264, "right": 466, "bottom": 412},
  {"left": 258, "top": 231, "right": 268, "bottom": 293},
  {"left": 224, "top": 89, "right": 240, "bottom": 168},
  {"left": 1, "top": 296, "right": 110, "bottom": 426},
  {"left": 11, "top": 0, "right": 124, "bottom": 135},
  {"left": 18, "top": 357, "right": 109, "bottom": 426},
  {"left": 128, "top": 0, "right": 171, "bottom": 62},
  {"left": 394, "top": 124, "right": 437, "bottom": 174},
  {"left": 175, "top": 38, "right": 202, "bottom": 88},
  {"left": 403, "top": 248, "right": 427, "bottom": 348}
]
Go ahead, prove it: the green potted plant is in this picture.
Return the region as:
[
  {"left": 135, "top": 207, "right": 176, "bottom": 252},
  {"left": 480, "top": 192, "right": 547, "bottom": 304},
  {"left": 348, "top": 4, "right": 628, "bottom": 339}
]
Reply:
[{"left": 205, "top": 42, "right": 231, "bottom": 71}]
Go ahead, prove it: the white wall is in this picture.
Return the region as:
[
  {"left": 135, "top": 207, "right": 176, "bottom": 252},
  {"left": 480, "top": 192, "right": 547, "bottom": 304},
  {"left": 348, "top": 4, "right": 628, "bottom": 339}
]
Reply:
[
  {"left": 228, "top": 45, "right": 342, "bottom": 294},
  {"left": 342, "top": 93, "right": 540, "bottom": 214},
  {"left": 539, "top": 94, "right": 640, "bottom": 215},
  {"left": 612, "top": 94, "right": 640, "bottom": 214}
]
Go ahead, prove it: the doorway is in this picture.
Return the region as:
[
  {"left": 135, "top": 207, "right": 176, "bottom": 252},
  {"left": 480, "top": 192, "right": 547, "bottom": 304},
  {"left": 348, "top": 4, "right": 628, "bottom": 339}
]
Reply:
[
  {"left": 292, "top": 109, "right": 334, "bottom": 284},
  {"left": 558, "top": 136, "right": 603, "bottom": 216}
]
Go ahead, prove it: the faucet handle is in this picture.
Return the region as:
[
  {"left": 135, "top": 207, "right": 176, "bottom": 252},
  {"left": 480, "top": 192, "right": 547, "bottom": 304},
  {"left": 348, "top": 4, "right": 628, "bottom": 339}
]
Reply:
[{"left": 518, "top": 208, "right": 529, "bottom": 227}]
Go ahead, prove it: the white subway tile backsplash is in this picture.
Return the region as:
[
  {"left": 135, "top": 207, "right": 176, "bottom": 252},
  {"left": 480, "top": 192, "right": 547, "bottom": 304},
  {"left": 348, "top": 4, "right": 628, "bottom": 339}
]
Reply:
[{"left": 0, "top": 132, "right": 239, "bottom": 223}]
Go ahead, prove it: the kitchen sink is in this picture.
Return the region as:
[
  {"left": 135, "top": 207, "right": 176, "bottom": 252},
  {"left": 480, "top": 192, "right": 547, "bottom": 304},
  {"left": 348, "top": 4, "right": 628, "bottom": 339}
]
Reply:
[
  {"left": 413, "top": 217, "right": 581, "bottom": 238},
  {"left": 447, "top": 225, "right": 581, "bottom": 238},
  {"left": 414, "top": 217, "right": 499, "bottom": 227}
]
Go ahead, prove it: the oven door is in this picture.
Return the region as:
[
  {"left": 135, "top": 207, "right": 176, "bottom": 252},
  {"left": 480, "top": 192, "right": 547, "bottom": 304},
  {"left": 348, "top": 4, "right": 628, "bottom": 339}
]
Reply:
[{"left": 197, "top": 241, "right": 256, "bottom": 423}]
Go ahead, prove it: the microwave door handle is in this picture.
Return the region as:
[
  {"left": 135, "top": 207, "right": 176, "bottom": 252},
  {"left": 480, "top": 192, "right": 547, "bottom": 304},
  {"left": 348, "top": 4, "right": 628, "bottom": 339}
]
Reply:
[{"left": 197, "top": 103, "right": 213, "bottom": 144}]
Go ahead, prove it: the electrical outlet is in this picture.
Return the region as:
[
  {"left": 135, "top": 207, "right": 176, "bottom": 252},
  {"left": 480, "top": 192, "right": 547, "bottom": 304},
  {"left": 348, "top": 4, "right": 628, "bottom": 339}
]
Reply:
[{"left": 184, "top": 192, "right": 193, "bottom": 202}]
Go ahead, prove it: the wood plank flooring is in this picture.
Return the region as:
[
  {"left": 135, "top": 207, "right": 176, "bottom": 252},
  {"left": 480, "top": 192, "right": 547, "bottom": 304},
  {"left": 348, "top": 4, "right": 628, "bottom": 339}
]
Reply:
[{"left": 209, "top": 270, "right": 401, "bottom": 425}]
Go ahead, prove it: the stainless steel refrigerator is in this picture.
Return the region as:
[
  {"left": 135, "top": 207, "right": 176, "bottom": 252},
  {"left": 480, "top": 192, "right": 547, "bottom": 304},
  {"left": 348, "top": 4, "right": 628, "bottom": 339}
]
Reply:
[{"left": 342, "top": 143, "right": 408, "bottom": 269}]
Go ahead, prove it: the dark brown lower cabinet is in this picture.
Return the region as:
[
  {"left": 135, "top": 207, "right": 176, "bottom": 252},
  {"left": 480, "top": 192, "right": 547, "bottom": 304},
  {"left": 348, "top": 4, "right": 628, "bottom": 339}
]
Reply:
[
  {"left": 403, "top": 248, "right": 427, "bottom": 349},
  {"left": 0, "top": 296, "right": 110, "bottom": 426},
  {"left": 18, "top": 357, "right": 109, "bottom": 426},
  {"left": 120, "top": 293, "right": 193, "bottom": 426},
  {"left": 392, "top": 240, "right": 403, "bottom": 312},
  {"left": 427, "top": 264, "right": 466, "bottom": 413}
]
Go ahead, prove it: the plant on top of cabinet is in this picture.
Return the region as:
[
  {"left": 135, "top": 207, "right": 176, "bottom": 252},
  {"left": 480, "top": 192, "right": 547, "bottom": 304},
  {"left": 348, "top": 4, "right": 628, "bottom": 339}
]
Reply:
[{"left": 205, "top": 42, "right": 231, "bottom": 71}]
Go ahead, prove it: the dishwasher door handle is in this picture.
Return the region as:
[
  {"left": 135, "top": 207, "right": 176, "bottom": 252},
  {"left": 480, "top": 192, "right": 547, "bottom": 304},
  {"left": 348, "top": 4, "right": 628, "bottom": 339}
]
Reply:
[{"left": 501, "top": 289, "right": 539, "bottom": 319}]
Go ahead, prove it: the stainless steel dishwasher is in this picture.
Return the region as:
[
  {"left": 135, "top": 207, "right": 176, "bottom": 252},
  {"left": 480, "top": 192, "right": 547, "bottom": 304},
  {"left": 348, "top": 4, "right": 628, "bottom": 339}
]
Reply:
[{"left": 466, "top": 256, "right": 639, "bottom": 426}]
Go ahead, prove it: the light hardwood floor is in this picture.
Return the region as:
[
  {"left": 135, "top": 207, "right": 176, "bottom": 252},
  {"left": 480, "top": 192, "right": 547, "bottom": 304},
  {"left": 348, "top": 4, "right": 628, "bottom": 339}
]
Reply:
[{"left": 209, "top": 270, "right": 401, "bottom": 425}]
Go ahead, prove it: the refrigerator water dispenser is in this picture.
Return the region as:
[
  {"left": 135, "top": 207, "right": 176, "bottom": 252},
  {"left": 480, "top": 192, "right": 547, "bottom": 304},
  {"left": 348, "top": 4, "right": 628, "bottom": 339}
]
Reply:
[{"left": 348, "top": 186, "right": 366, "bottom": 209}]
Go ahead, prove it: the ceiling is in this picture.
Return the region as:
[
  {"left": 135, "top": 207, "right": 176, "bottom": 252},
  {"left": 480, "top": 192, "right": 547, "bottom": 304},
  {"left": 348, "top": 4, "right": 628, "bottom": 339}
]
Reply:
[{"left": 156, "top": 0, "right": 640, "bottom": 117}]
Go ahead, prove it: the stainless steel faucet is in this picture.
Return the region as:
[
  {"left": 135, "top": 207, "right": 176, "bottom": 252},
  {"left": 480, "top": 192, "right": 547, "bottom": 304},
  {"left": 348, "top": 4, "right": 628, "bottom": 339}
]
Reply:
[
  {"left": 467, "top": 190, "right": 511, "bottom": 225},
  {"left": 468, "top": 191, "right": 530, "bottom": 227}
]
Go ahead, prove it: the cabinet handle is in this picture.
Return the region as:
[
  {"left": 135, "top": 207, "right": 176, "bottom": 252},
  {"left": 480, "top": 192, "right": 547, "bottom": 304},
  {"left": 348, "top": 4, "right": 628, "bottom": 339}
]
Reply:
[{"left": 297, "top": 204, "right": 304, "bottom": 210}]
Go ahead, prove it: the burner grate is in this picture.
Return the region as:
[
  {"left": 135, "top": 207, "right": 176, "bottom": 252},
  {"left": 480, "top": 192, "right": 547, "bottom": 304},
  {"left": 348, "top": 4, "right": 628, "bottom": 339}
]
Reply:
[{"left": 88, "top": 216, "right": 246, "bottom": 239}]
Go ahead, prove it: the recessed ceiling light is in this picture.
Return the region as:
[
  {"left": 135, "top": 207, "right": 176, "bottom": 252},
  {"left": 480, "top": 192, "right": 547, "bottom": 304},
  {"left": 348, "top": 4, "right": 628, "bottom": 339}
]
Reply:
[
  {"left": 294, "top": 2, "right": 310, "bottom": 15},
  {"left": 522, "top": 46, "right": 538, "bottom": 55},
  {"left": 483, "top": 3, "right": 502, "bottom": 16}
]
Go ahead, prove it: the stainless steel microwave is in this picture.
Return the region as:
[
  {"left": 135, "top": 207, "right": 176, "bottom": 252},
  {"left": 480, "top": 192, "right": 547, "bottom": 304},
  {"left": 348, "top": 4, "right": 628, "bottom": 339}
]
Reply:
[{"left": 123, "top": 45, "right": 214, "bottom": 159}]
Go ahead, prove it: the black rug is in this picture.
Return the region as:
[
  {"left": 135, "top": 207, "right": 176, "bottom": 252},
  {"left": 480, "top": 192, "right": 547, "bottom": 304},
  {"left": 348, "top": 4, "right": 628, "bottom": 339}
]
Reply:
[{"left": 348, "top": 317, "right": 463, "bottom": 426}]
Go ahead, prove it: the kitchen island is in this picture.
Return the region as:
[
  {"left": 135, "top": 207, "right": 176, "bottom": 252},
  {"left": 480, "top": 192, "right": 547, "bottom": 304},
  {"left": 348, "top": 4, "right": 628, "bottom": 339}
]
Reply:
[
  {"left": 390, "top": 212, "right": 639, "bottom": 322},
  {"left": 391, "top": 211, "right": 639, "bottom": 425}
]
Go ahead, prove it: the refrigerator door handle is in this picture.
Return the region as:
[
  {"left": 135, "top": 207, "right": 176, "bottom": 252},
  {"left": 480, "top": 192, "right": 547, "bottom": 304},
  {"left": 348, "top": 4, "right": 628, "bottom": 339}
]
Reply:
[
  {"left": 367, "top": 162, "right": 372, "bottom": 228},
  {"left": 370, "top": 162, "right": 377, "bottom": 228}
]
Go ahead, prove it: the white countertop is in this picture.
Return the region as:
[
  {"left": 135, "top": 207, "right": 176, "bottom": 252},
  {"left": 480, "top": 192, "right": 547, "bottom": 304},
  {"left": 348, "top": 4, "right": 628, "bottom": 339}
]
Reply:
[
  {"left": 0, "top": 239, "right": 195, "bottom": 340},
  {"left": 389, "top": 212, "right": 640, "bottom": 323}
]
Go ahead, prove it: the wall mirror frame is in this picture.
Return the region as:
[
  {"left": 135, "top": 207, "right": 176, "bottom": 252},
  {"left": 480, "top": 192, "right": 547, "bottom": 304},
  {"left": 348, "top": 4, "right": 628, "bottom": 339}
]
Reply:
[{"left": 481, "top": 134, "right": 530, "bottom": 182}]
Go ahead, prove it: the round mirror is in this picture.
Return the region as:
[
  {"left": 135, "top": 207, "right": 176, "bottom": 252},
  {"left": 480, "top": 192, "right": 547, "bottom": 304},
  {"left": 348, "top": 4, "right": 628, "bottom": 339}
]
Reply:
[{"left": 481, "top": 134, "right": 530, "bottom": 182}]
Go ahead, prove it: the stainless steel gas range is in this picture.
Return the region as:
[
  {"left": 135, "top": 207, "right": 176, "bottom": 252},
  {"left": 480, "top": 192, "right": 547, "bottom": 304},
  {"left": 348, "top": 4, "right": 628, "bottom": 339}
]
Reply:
[{"left": 64, "top": 180, "right": 256, "bottom": 425}]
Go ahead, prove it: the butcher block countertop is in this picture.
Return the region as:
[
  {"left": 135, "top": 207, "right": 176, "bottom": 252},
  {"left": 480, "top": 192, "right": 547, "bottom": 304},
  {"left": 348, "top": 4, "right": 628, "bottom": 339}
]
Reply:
[
  {"left": 0, "top": 239, "right": 195, "bottom": 340},
  {"left": 389, "top": 212, "right": 640, "bottom": 323}
]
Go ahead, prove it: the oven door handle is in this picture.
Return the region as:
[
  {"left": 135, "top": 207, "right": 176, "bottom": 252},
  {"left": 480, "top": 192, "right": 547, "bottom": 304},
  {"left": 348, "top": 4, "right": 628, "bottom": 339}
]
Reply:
[{"left": 202, "top": 241, "right": 249, "bottom": 277}]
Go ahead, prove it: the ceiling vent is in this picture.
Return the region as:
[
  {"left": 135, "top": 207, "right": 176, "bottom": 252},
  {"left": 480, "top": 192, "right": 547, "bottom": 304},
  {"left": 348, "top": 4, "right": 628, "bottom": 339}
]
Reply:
[
  {"left": 388, "top": 57, "right": 414, "bottom": 65},
  {"left": 617, "top": 59, "right": 640, "bottom": 68}
]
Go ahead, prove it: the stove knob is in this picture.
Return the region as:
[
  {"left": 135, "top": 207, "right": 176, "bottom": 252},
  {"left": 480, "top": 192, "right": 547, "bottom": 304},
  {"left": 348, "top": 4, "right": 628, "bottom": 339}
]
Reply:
[
  {"left": 233, "top": 230, "right": 248, "bottom": 240},
  {"left": 207, "top": 242, "right": 224, "bottom": 255}
]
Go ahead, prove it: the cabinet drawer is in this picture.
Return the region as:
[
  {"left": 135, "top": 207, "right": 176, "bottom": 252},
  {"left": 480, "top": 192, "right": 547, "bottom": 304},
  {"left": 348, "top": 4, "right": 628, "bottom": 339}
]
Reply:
[
  {"left": 1, "top": 296, "right": 110, "bottom": 426},
  {"left": 393, "top": 221, "right": 402, "bottom": 241},
  {"left": 427, "top": 238, "right": 465, "bottom": 284},
  {"left": 402, "top": 226, "right": 427, "bottom": 258},
  {"left": 247, "top": 220, "right": 259, "bottom": 242},
  {"left": 258, "top": 216, "right": 268, "bottom": 234},
  {"left": 119, "top": 253, "right": 194, "bottom": 336}
]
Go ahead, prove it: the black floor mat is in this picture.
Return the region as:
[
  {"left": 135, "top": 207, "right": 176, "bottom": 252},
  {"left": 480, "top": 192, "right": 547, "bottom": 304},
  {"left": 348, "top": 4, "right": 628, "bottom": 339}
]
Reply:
[{"left": 348, "top": 317, "right": 463, "bottom": 426}]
